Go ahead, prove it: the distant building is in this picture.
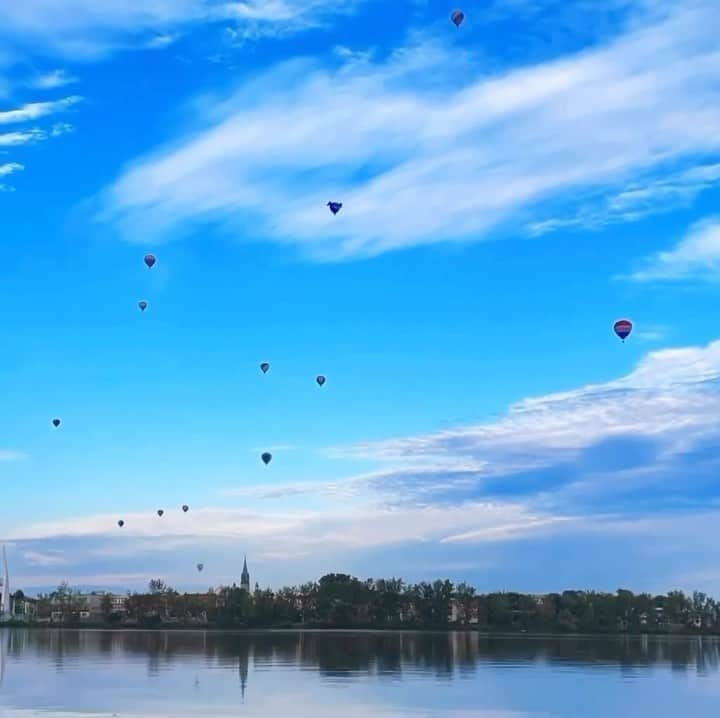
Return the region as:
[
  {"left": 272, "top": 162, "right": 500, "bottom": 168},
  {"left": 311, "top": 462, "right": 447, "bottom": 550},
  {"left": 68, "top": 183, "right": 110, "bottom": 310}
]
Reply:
[
  {"left": 241, "top": 556, "right": 250, "bottom": 592},
  {"left": 45, "top": 591, "right": 127, "bottom": 624}
]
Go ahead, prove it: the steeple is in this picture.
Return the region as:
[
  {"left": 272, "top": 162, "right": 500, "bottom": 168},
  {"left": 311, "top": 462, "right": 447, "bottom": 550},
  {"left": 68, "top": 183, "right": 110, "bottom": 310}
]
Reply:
[{"left": 240, "top": 555, "right": 250, "bottom": 592}]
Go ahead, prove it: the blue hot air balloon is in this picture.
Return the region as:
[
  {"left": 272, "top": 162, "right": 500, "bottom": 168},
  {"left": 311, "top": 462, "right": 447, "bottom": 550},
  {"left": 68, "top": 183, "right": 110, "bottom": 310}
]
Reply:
[
  {"left": 262, "top": 452, "right": 272, "bottom": 466},
  {"left": 613, "top": 319, "right": 633, "bottom": 343},
  {"left": 451, "top": 10, "right": 465, "bottom": 27},
  {"left": 327, "top": 202, "right": 343, "bottom": 215}
]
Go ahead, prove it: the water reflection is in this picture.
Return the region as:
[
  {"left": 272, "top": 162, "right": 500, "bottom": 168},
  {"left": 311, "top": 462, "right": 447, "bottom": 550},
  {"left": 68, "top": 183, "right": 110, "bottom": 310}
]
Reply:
[
  {"left": 2, "top": 629, "right": 719, "bottom": 679},
  {"left": 1, "top": 629, "right": 719, "bottom": 717}
]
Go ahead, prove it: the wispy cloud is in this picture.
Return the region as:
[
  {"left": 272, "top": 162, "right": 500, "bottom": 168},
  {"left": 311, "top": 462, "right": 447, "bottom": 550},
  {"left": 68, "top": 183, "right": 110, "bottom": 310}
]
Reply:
[
  {"left": 0, "top": 95, "right": 82, "bottom": 125},
  {"left": 335, "top": 338, "right": 720, "bottom": 516},
  {"left": 527, "top": 162, "right": 720, "bottom": 236},
  {"left": 634, "top": 325, "right": 668, "bottom": 343},
  {"left": 22, "top": 549, "right": 67, "bottom": 567},
  {"left": 0, "top": 1, "right": 365, "bottom": 58},
  {"left": 96, "top": 0, "right": 720, "bottom": 259},
  {"left": 0, "top": 128, "right": 46, "bottom": 145},
  {"left": 631, "top": 216, "right": 720, "bottom": 281},
  {"left": 50, "top": 121, "right": 74, "bottom": 137},
  {"left": 30, "top": 69, "right": 79, "bottom": 89},
  {"left": 0, "top": 161, "right": 23, "bottom": 177}
]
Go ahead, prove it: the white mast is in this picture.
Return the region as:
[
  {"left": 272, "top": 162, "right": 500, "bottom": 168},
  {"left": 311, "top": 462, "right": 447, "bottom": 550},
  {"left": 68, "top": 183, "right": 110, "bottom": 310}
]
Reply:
[{"left": 1, "top": 546, "right": 10, "bottom": 621}]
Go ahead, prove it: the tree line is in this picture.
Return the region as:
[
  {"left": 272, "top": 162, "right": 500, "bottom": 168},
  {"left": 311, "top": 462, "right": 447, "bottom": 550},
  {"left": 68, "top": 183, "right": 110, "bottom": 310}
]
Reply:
[{"left": 24, "top": 574, "right": 720, "bottom": 633}]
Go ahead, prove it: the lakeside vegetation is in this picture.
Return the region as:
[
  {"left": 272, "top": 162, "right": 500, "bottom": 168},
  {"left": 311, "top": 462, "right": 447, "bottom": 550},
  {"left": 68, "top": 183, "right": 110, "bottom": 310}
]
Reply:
[{"left": 4, "top": 574, "right": 720, "bottom": 634}]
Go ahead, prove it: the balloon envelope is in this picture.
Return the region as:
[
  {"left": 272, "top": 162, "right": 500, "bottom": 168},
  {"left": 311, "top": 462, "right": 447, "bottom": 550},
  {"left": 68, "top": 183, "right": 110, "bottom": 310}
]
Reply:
[
  {"left": 52, "top": 418, "right": 61, "bottom": 428},
  {"left": 144, "top": 254, "right": 156, "bottom": 268},
  {"left": 118, "top": 520, "right": 124, "bottom": 528},
  {"left": 614, "top": 319, "right": 633, "bottom": 341},
  {"left": 451, "top": 9, "right": 465, "bottom": 26},
  {"left": 327, "top": 201, "right": 342, "bottom": 215},
  {"left": 138, "top": 300, "right": 148, "bottom": 312},
  {"left": 260, "top": 362, "right": 270, "bottom": 374},
  {"left": 197, "top": 563, "right": 204, "bottom": 572},
  {"left": 157, "top": 509, "right": 164, "bottom": 517},
  {"left": 262, "top": 452, "right": 272, "bottom": 465},
  {"left": 182, "top": 505, "right": 189, "bottom": 512},
  {"left": 316, "top": 375, "right": 326, "bottom": 386}
]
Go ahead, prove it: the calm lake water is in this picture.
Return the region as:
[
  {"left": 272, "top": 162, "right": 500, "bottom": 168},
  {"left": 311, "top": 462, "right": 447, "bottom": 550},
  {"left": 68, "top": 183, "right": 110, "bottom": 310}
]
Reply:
[{"left": 1, "top": 629, "right": 719, "bottom": 717}]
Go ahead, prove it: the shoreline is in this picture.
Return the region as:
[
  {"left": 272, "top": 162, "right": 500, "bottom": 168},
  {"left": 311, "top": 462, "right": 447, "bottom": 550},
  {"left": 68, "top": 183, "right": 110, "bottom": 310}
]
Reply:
[{"left": 2, "top": 623, "right": 719, "bottom": 638}]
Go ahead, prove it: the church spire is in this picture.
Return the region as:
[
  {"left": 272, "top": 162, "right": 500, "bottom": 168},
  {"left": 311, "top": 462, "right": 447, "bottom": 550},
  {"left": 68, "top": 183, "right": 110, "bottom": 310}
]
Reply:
[{"left": 240, "top": 555, "right": 250, "bottom": 592}]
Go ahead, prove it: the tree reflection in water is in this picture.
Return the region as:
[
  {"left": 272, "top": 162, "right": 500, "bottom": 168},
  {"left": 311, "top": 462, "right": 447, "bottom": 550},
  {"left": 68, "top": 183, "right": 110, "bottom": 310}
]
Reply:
[{"left": 1, "top": 628, "right": 720, "bottom": 695}]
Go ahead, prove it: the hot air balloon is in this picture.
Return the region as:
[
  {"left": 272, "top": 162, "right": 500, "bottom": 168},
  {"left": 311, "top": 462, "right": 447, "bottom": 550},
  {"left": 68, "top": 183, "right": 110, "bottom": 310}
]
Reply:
[
  {"left": 260, "top": 362, "right": 270, "bottom": 374},
  {"left": 138, "top": 300, "right": 148, "bottom": 312},
  {"left": 327, "top": 201, "right": 342, "bottom": 215},
  {"left": 197, "top": 563, "right": 204, "bottom": 572},
  {"left": 157, "top": 509, "right": 164, "bottom": 517},
  {"left": 118, "top": 520, "right": 125, "bottom": 528},
  {"left": 182, "top": 505, "right": 189, "bottom": 513},
  {"left": 52, "top": 418, "right": 61, "bottom": 428},
  {"left": 614, "top": 319, "right": 633, "bottom": 343},
  {"left": 144, "top": 254, "right": 156, "bottom": 269},
  {"left": 451, "top": 9, "right": 465, "bottom": 27},
  {"left": 316, "top": 375, "right": 326, "bottom": 387},
  {"left": 261, "top": 452, "right": 272, "bottom": 466}
]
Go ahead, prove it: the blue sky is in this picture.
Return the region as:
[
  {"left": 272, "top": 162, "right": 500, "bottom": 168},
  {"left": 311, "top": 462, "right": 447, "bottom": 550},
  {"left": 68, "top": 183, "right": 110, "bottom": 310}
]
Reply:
[{"left": 1, "top": 0, "right": 720, "bottom": 596}]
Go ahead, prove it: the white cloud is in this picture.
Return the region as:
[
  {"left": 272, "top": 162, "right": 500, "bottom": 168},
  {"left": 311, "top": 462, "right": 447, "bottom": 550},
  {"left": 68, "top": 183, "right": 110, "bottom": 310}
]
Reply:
[
  {"left": 527, "top": 162, "right": 720, "bottom": 236},
  {"left": 0, "top": 162, "right": 23, "bottom": 177},
  {"left": 145, "top": 33, "right": 177, "bottom": 48},
  {"left": 0, "top": 0, "right": 363, "bottom": 58},
  {"left": 0, "top": 95, "right": 82, "bottom": 125},
  {"left": 4, "top": 502, "right": 565, "bottom": 553},
  {"left": 50, "top": 121, "right": 74, "bottom": 137},
  {"left": 632, "top": 216, "right": 720, "bottom": 281},
  {"left": 22, "top": 549, "right": 67, "bottom": 567},
  {"left": 96, "top": 0, "right": 720, "bottom": 259},
  {"left": 338, "top": 339, "right": 720, "bottom": 491},
  {"left": 31, "top": 69, "right": 79, "bottom": 89},
  {"left": 0, "top": 128, "right": 45, "bottom": 145}
]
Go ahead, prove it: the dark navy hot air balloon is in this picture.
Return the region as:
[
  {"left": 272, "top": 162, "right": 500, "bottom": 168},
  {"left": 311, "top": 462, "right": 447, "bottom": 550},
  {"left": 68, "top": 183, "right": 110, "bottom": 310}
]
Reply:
[
  {"left": 182, "top": 505, "right": 189, "bottom": 513},
  {"left": 260, "top": 362, "right": 270, "bottom": 374},
  {"left": 138, "top": 300, "right": 148, "bottom": 312},
  {"left": 262, "top": 452, "right": 272, "bottom": 466},
  {"left": 316, "top": 375, "right": 326, "bottom": 387},
  {"left": 451, "top": 9, "right": 465, "bottom": 27},
  {"left": 144, "top": 254, "right": 156, "bottom": 269},
  {"left": 118, "top": 520, "right": 125, "bottom": 528},
  {"left": 157, "top": 509, "right": 164, "bottom": 517},
  {"left": 52, "top": 418, "right": 61, "bottom": 428},
  {"left": 197, "top": 563, "right": 204, "bottom": 572},
  {"left": 614, "top": 319, "right": 633, "bottom": 343},
  {"left": 327, "top": 202, "right": 342, "bottom": 215}
]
